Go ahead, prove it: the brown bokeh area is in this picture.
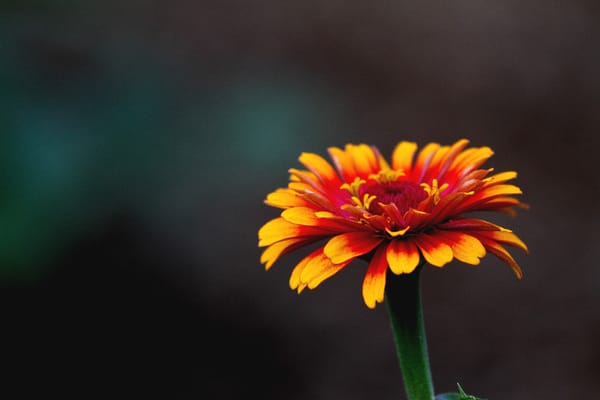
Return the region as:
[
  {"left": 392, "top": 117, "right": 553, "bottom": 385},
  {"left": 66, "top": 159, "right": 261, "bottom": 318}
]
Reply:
[{"left": 2, "top": 1, "right": 599, "bottom": 399}]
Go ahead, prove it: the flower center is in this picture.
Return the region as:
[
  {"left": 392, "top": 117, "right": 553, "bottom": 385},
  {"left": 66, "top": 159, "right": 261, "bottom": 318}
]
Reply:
[{"left": 359, "top": 176, "right": 427, "bottom": 215}]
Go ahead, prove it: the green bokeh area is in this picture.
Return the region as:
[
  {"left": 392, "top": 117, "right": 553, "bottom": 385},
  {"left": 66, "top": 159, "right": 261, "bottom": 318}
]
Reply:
[{"left": 0, "top": 18, "right": 337, "bottom": 281}]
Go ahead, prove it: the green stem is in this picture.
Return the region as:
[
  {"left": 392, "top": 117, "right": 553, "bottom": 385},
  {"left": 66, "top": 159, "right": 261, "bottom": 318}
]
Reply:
[{"left": 385, "top": 264, "right": 434, "bottom": 400}]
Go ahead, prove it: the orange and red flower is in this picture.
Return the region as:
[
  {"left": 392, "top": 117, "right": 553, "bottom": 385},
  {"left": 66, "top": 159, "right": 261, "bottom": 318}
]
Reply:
[{"left": 258, "top": 139, "right": 528, "bottom": 308}]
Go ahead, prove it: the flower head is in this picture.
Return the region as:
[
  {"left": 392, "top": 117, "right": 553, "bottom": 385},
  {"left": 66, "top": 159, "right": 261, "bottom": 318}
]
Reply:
[{"left": 258, "top": 139, "right": 528, "bottom": 308}]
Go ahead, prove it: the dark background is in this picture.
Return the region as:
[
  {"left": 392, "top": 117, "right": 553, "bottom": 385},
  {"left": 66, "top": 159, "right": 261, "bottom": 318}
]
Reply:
[{"left": 2, "top": 1, "right": 599, "bottom": 399}]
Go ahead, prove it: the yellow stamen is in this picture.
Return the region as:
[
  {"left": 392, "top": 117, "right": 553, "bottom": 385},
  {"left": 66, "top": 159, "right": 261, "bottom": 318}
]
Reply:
[
  {"left": 420, "top": 179, "right": 449, "bottom": 205},
  {"left": 368, "top": 169, "right": 405, "bottom": 184},
  {"left": 363, "top": 194, "right": 377, "bottom": 210},
  {"left": 340, "top": 177, "right": 366, "bottom": 197}
]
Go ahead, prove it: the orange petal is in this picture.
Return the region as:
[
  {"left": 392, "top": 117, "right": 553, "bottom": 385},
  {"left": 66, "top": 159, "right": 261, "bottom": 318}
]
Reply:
[
  {"left": 281, "top": 207, "right": 320, "bottom": 226},
  {"left": 362, "top": 245, "right": 389, "bottom": 309},
  {"left": 281, "top": 207, "right": 359, "bottom": 231},
  {"left": 411, "top": 142, "right": 440, "bottom": 182},
  {"left": 289, "top": 248, "right": 322, "bottom": 291},
  {"left": 479, "top": 238, "right": 523, "bottom": 279},
  {"left": 299, "top": 152, "right": 342, "bottom": 188},
  {"left": 288, "top": 181, "right": 314, "bottom": 192},
  {"left": 414, "top": 233, "right": 453, "bottom": 267},
  {"left": 435, "top": 139, "right": 470, "bottom": 180},
  {"left": 477, "top": 184, "right": 522, "bottom": 198},
  {"left": 483, "top": 171, "right": 518, "bottom": 186},
  {"left": 288, "top": 168, "right": 327, "bottom": 194},
  {"left": 265, "top": 189, "right": 313, "bottom": 209},
  {"left": 425, "top": 145, "right": 451, "bottom": 178},
  {"left": 258, "top": 217, "right": 327, "bottom": 247},
  {"left": 392, "top": 141, "right": 418, "bottom": 173},
  {"left": 314, "top": 211, "right": 365, "bottom": 230},
  {"left": 435, "top": 231, "right": 486, "bottom": 265},
  {"left": 426, "top": 191, "right": 472, "bottom": 226},
  {"left": 422, "top": 142, "right": 469, "bottom": 184},
  {"left": 438, "top": 218, "right": 509, "bottom": 232},
  {"left": 378, "top": 202, "right": 404, "bottom": 227},
  {"left": 404, "top": 209, "right": 430, "bottom": 230},
  {"left": 449, "top": 146, "right": 494, "bottom": 177},
  {"left": 451, "top": 168, "right": 492, "bottom": 191},
  {"left": 456, "top": 184, "right": 522, "bottom": 213},
  {"left": 475, "top": 230, "right": 529, "bottom": 254},
  {"left": 386, "top": 239, "right": 420, "bottom": 274},
  {"left": 323, "top": 231, "right": 383, "bottom": 264},
  {"left": 328, "top": 146, "right": 357, "bottom": 182},
  {"left": 346, "top": 144, "right": 380, "bottom": 178},
  {"left": 475, "top": 197, "right": 524, "bottom": 212},
  {"left": 258, "top": 218, "right": 299, "bottom": 247},
  {"left": 301, "top": 190, "right": 337, "bottom": 211},
  {"left": 299, "top": 248, "right": 352, "bottom": 289},
  {"left": 260, "top": 237, "right": 308, "bottom": 270}
]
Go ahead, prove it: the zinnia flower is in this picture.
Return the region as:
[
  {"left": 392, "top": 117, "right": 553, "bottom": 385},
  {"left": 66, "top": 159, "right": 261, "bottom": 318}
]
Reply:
[{"left": 258, "top": 139, "right": 528, "bottom": 308}]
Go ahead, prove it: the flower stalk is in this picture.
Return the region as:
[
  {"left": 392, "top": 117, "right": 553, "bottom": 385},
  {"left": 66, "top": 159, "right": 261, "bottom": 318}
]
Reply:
[{"left": 385, "top": 263, "right": 434, "bottom": 400}]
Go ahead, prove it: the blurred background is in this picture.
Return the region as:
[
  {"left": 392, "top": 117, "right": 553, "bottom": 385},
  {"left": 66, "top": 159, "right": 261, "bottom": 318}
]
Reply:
[{"left": 2, "top": 1, "right": 599, "bottom": 399}]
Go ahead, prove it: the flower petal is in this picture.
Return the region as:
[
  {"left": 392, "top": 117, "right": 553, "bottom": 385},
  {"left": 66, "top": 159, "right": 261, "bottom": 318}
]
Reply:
[
  {"left": 281, "top": 207, "right": 321, "bottom": 226},
  {"left": 483, "top": 171, "right": 518, "bottom": 186},
  {"left": 265, "top": 189, "right": 314, "bottom": 209},
  {"left": 435, "top": 231, "right": 486, "bottom": 265},
  {"left": 411, "top": 142, "right": 440, "bottom": 182},
  {"left": 323, "top": 231, "right": 383, "bottom": 264},
  {"left": 258, "top": 217, "right": 328, "bottom": 247},
  {"left": 435, "top": 138, "right": 470, "bottom": 180},
  {"left": 386, "top": 239, "right": 420, "bottom": 274},
  {"left": 479, "top": 237, "right": 523, "bottom": 279},
  {"left": 346, "top": 144, "right": 380, "bottom": 178},
  {"left": 477, "top": 184, "right": 523, "bottom": 198},
  {"left": 362, "top": 245, "right": 389, "bottom": 309},
  {"left": 289, "top": 248, "right": 322, "bottom": 292},
  {"left": 403, "top": 209, "right": 431, "bottom": 230},
  {"left": 392, "top": 141, "right": 418, "bottom": 173},
  {"left": 414, "top": 233, "right": 453, "bottom": 267},
  {"left": 438, "top": 218, "right": 511, "bottom": 232},
  {"left": 260, "top": 237, "right": 309, "bottom": 270},
  {"left": 288, "top": 168, "right": 327, "bottom": 194},
  {"left": 474, "top": 197, "right": 526, "bottom": 214},
  {"left": 281, "top": 207, "right": 360, "bottom": 231},
  {"left": 474, "top": 230, "right": 529, "bottom": 254},
  {"left": 455, "top": 184, "right": 523, "bottom": 214},
  {"left": 300, "top": 249, "right": 352, "bottom": 289},
  {"left": 426, "top": 192, "right": 473, "bottom": 226},
  {"left": 299, "top": 152, "right": 342, "bottom": 188},
  {"left": 449, "top": 146, "right": 494, "bottom": 177},
  {"left": 421, "top": 144, "right": 451, "bottom": 182},
  {"left": 328, "top": 146, "right": 358, "bottom": 182}
]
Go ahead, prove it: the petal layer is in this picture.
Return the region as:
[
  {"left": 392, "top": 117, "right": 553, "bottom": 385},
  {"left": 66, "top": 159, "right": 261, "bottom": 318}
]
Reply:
[
  {"left": 436, "top": 231, "right": 485, "bottom": 265},
  {"left": 414, "top": 233, "right": 453, "bottom": 267},
  {"left": 301, "top": 250, "right": 352, "bottom": 289},
  {"left": 386, "top": 239, "right": 420, "bottom": 274},
  {"left": 323, "top": 231, "right": 383, "bottom": 264},
  {"left": 362, "top": 245, "right": 389, "bottom": 309}
]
